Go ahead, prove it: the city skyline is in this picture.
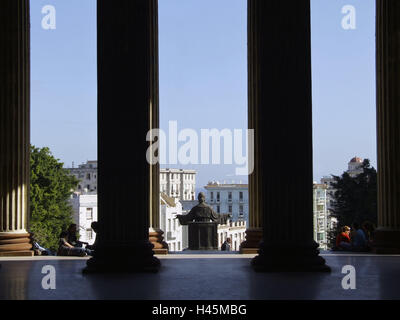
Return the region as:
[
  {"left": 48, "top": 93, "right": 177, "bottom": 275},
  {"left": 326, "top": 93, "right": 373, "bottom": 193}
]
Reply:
[{"left": 31, "top": 0, "right": 376, "bottom": 189}]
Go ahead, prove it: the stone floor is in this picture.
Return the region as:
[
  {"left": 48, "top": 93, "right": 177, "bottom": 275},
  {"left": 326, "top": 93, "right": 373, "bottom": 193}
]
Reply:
[{"left": 0, "top": 252, "right": 399, "bottom": 300}]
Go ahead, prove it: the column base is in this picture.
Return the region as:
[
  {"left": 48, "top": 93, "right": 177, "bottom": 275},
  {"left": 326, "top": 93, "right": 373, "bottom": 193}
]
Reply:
[
  {"left": 251, "top": 241, "right": 331, "bottom": 272},
  {"left": 372, "top": 228, "right": 400, "bottom": 254},
  {"left": 0, "top": 233, "right": 33, "bottom": 256},
  {"left": 239, "top": 228, "right": 262, "bottom": 254},
  {"left": 0, "top": 250, "right": 34, "bottom": 257},
  {"left": 83, "top": 241, "right": 161, "bottom": 273},
  {"left": 149, "top": 228, "right": 169, "bottom": 255}
]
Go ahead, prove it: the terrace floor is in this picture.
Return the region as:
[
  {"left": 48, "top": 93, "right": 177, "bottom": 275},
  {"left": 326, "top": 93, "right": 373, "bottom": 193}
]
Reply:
[{"left": 0, "top": 252, "right": 399, "bottom": 300}]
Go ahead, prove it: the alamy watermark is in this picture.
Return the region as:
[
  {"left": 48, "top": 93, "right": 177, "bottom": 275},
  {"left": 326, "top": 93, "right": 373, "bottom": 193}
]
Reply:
[
  {"left": 41, "top": 265, "right": 56, "bottom": 290},
  {"left": 42, "top": 5, "right": 56, "bottom": 30},
  {"left": 341, "top": 265, "right": 356, "bottom": 290},
  {"left": 146, "top": 121, "right": 254, "bottom": 176},
  {"left": 341, "top": 5, "right": 356, "bottom": 30}
]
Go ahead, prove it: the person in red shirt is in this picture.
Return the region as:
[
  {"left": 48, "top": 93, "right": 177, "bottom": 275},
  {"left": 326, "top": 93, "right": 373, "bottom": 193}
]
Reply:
[{"left": 336, "top": 226, "right": 351, "bottom": 250}]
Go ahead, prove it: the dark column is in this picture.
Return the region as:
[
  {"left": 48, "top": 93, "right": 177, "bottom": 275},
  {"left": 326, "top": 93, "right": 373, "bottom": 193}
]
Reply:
[
  {"left": 0, "top": 0, "right": 33, "bottom": 257},
  {"left": 248, "top": 0, "right": 330, "bottom": 272},
  {"left": 148, "top": 9, "right": 168, "bottom": 254},
  {"left": 373, "top": 0, "right": 400, "bottom": 254},
  {"left": 84, "top": 0, "right": 160, "bottom": 272},
  {"left": 240, "top": 2, "right": 263, "bottom": 254}
]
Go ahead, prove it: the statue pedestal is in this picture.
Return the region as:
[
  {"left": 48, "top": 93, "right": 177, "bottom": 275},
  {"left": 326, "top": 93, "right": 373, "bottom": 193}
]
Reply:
[{"left": 188, "top": 222, "right": 218, "bottom": 250}]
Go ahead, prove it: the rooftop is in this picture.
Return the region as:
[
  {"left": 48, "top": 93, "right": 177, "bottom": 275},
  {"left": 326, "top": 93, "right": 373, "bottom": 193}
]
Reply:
[
  {"left": 205, "top": 183, "right": 248, "bottom": 189},
  {"left": 350, "top": 156, "right": 363, "bottom": 163}
]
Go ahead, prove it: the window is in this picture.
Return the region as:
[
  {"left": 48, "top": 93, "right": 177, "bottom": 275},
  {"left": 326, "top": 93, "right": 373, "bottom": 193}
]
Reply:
[
  {"left": 210, "top": 192, "right": 214, "bottom": 201},
  {"left": 87, "top": 173, "right": 91, "bottom": 180},
  {"left": 229, "top": 205, "right": 232, "bottom": 213},
  {"left": 87, "top": 184, "right": 90, "bottom": 190},
  {"left": 228, "top": 192, "right": 232, "bottom": 202},
  {"left": 217, "top": 192, "right": 220, "bottom": 202},
  {"left": 178, "top": 242, "right": 181, "bottom": 251},
  {"left": 217, "top": 205, "right": 220, "bottom": 213},
  {"left": 173, "top": 219, "right": 176, "bottom": 231},
  {"left": 86, "top": 229, "right": 93, "bottom": 240},
  {"left": 168, "top": 219, "right": 171, "bottom": 231},
  {"left": 239, "top": 191, "right": 243, "bottom": 201},
  {"left": 86, "top": 208, "right": 93, "bottom": 220},
  {"left": 239, "top": 205, "right": 244, "bottom": 215},
  {"left": 78, "top": 185, "right": 81, "bottom": 190}
]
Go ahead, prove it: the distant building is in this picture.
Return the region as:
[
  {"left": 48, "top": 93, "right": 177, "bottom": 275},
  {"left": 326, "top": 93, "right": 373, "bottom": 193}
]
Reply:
[
  {"left": 160, "top": 168, "right": 196, "bottom": 201},
  {"left": 313, "top": 183, "right": 330, "bottom": 250},
  {"left": 70, "top": 193, "right": 98, "bottom": 245},
  {"left": 67, "top": 163, "right": 197, "bottom": 201},
  {"left": 204, "top": 181, "right": 249, "bottom": 224},
  {"left": 68, "top": 161, "right": 98, "bottom": 194},
  {"left": 217, "top": 220, "right": 247, "bottom": 251},
  {"left": 347, "top": 156, "right": 364, "bottom": 177},
  {"left": 160, "top": 193, "right": 186, "bottom": 251},
  {"left": 321, "top": 175, "right": 336, "bottom": 213}
]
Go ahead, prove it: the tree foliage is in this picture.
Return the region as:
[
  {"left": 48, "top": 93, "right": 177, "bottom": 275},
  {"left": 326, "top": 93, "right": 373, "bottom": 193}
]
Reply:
[
  {"left": 331, "top": 159, "right": 377, "bottom": 228},
  {"left": 29, "top": 145, "right": 79, "bottom": 251}
]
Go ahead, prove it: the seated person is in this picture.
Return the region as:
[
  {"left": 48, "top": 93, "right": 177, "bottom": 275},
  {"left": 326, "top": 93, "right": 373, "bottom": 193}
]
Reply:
[
  {"left": 362, "top": 221, "right": 375, "bottom": 249},
  {"left": 336, "top": 226, "right": 351, "bottom": 250},
  {"left": 66, "top": 224, "right": 87, "bottom": 248},
  {"left": 57, "top": 231, "right": 87, "bottom": 257},
  {"left": 57, "top": 224, "right": 94, "bottom": 256},
  {"left": 221, "top": 238, "right": 231, "bottom": 251},
  {"left": 350, "top": 222, "right": 368, "bottom": 251}
]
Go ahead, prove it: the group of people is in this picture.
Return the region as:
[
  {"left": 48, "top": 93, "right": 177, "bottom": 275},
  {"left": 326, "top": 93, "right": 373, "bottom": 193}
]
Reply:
[
  {"left": 57, "top": 222, "right": 98, "bottom": 257},
  {"left": 335, "top": 221, "right": 375, "bottom": 252}
]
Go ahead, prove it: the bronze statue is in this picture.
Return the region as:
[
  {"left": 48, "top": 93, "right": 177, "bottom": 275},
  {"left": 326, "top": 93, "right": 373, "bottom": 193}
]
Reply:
[{"left": 177, "top": 192, "right": 230, "bottom": 225}]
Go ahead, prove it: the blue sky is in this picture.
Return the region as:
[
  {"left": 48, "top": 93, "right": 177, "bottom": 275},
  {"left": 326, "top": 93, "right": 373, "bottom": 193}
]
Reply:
[{"left": 30, "top": 0, "right": 376, "bottom": 188}]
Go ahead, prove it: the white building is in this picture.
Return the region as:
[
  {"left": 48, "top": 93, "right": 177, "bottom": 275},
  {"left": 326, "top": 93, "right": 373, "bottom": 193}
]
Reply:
[
  {"left": 68, "top": 163, "right": 197, "bottom": 202},
  {"left": 217, "top": 220, "right": 247, "bottom": 251},
  {"left": 204, "top": 181, "right": 249, "bottom": 224},
  {"left": 313, "top": 184, "right": 329, "bottom": 250},
  {"left": 68, "top": 161, "right": 98, "bottom": 194},
  {"left": 321, "top": 175, "right": 336, "bottom": 213},
  {"left": 160, "top": 193, "right": 186, "bottom": 251},
  {"left": 160, "top": 168, "right": 196, "bottom": 201},
  {"left": 70, "top": 193, "right": 98, "bottom": 245},
  {"left": 347, "top": 156, "right": 364, "bottom": 177}
]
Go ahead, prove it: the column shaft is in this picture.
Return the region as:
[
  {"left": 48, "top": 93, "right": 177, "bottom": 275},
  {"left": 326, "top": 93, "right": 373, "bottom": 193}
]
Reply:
[
  {"left": 240, "top": 6, "right": 263, "bottom": 253},
  {"left": 0, "top": 0, "right": 33, "bottom": 256},
  {"left": 249, "top": 0, "right": 329, "bottom": 271},
  {"left": 148, "top": 2, "right": 168, "bottom": 254},
  {"left": 373, "top": 0, "right": 400, "bottom": 253},
  {"left": 85, "top": 0, "right": 160, "bottom": 272}
]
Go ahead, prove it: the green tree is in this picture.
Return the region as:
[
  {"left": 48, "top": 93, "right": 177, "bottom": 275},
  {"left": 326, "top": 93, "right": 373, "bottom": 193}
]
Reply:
[
  {"left": 29, "top": 145, "right": 79, "bottom": 251},
  {"left": 328, "top": 159, "right": 377, "bottom": 246}
]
